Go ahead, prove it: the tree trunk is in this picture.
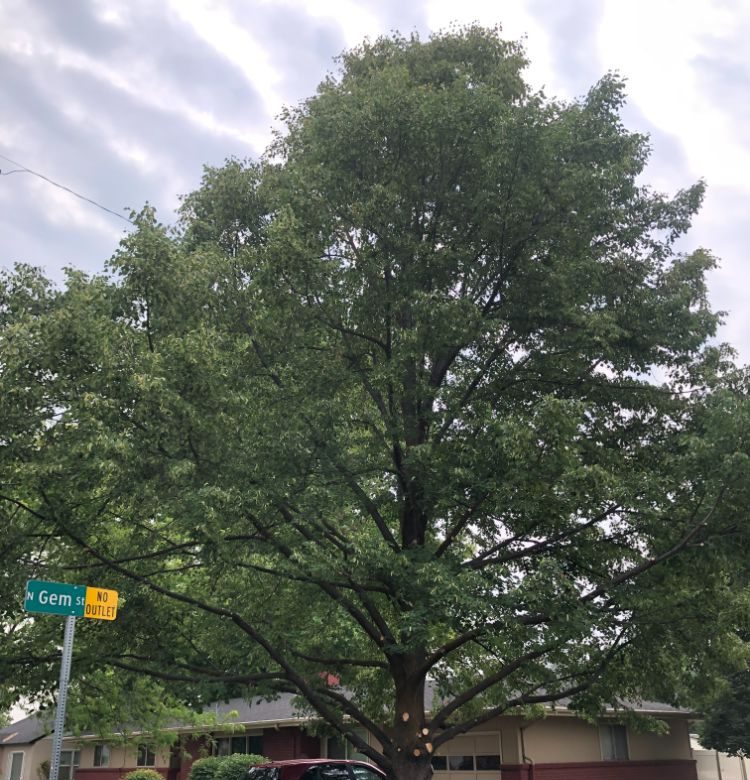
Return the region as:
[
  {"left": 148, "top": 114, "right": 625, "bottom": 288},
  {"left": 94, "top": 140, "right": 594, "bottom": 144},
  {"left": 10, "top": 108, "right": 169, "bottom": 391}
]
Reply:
[
  {"left": 388, "top": 750, "right": 433, "bottom": 780},
  {"left": 388, "top": 657, "right": 432, "bottom": 780}
]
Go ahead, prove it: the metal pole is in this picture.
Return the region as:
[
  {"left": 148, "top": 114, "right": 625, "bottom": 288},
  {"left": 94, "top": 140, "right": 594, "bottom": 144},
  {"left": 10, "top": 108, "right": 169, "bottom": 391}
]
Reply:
[{"left": 49, "top": 616, "right": 76, "bottom": 780}]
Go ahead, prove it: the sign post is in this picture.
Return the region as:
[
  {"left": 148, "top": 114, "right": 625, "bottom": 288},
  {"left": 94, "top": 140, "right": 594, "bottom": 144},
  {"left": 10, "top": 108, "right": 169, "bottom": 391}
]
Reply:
[
  {"left": 24, "top": 580, "right": 119, "bottom": 780},
  {"left": 48, "top": 616, "right": 76, "bottom": 780}
]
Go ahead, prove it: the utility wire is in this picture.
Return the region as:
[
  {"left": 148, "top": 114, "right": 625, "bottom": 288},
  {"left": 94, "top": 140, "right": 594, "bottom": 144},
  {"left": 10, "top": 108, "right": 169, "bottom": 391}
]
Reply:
[{"left": 0, "top": 152, "right": 135, "bottom": 225}]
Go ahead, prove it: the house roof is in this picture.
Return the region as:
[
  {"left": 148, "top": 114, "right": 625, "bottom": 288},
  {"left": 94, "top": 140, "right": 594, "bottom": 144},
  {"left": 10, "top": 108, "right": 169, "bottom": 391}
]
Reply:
[
  {"left": 201, "top": 694, "right": 307, "bottom": 727},
  {"left": 60, "top": 688, "right": 694, "bottom": 742},
  {"left": 197, "top": 690, "right": 692, "bottom": 730},
  {"left": 0, "top": 715, "right": 51, "bottom": 745},
  {"left": 613, "top": 700, "right": 691, "bottom": 716},
  {"left": 70, "top": 693, "right": 308, "bottom": 739}
]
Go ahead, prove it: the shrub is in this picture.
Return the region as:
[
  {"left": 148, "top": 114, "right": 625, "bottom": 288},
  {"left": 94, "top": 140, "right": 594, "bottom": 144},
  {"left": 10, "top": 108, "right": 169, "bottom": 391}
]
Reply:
[
  {"left": 214, "top": 754, "right": 267, "bottom": 780},
  {"left": 188, "top": 757, "right": 223, "bottom": 780},
  {"left": 123, "top": 770, "right": 164, "bottom": 780}
]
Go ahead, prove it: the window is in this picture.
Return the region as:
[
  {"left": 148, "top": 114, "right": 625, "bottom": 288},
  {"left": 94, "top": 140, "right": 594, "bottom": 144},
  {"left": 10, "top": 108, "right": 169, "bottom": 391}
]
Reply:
[
  {"left": 9, "top": 752, "right": 24, "bottom": 780},
  {"left": 432, "top": 735, "right": 501, "bottom": 773},
  {"left": 59, "top": 751, "right": 80, "bottom": 780},
  {"left": 475, "top": 755, "right": 501, "bottom": 771},
  {"left": 319, "top": 766, "right": 350, "bottom": 780},
  {"left": 94, "top": 745, "right": 110, "bottom": 768},
  {"left": 216, "top": 738, "right": 231, "bottom": 757},
  {"left": 326, "top": 729, "right": 370, "bottom": 762},
  {"left": 215, "top": 734, "right": 263, "bottom": 757},
  {"left": 447, "top": 756, "right": 474, "bottom": 771},
  {"left": 246, "top": 769, "right": 279, "bottom": 780},
  {"left": 600, "top": 724, "right": 629, "bottom": 761},
  {"left": 137, "top": 745, "right": 156, "bottom": 767},
  {"left": 231, "top": 736, "right": 246, "bottom": 754}
]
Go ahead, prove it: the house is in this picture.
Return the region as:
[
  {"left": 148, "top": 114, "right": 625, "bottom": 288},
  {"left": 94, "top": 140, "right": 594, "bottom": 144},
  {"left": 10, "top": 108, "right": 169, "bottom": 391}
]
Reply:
[
  {"left": 0, "top": 715, "right": 54, "bottom": 780},
  {"left": 55, "top": 694, "right": 698, "bottom": 780},
  {"left": 65, "top": 696, "right": 322, "bottom": 780}
]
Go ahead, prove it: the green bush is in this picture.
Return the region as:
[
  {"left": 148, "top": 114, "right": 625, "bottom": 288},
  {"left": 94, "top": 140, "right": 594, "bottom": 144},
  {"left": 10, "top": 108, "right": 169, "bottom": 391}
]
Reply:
[
  {"left": 188, "top": 757, "right": 223, "bottom": 780},
  {"left": 123, "top": 770, "right": 164, "bottom": 780},
  {"left": 214, "top": 754, "right": 267, "bottom": 780}
]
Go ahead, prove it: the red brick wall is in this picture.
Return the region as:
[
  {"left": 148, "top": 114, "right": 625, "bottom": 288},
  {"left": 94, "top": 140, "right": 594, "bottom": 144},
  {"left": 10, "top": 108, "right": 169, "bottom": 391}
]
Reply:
[
  {"left": 262, "top": 728, "right": 320, "bottom": 761},
  {"left": 178, "top": 736, "right": 211, "bottom": 780},
  {"left": 76, "top": 727, "right": 321, "bottom": 780},
  {"left": 499, "top": 759, "right": 698, "bottom": 780}
]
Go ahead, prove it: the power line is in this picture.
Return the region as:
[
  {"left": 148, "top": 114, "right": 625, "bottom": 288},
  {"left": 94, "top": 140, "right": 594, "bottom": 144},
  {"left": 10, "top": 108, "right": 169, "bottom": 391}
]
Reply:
[{"left": 0, "top": 152, "right": 135, "bottom": 225}]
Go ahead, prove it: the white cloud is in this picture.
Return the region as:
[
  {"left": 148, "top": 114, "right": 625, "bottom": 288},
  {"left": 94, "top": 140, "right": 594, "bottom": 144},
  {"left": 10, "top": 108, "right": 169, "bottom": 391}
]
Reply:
[
  {"left": 598, "top": 0, "right": 750, "bottom": 186},
  {"left": 30, "top": 176, "right": 124, "bottom": 238},
  {"left": 89, "top": 0, "right": 130, "bottom": 27},
  {"left": 0, "top": 6, "right": 267, "bottom": 152},
  {"left": 292, "top": 0, "right": 380, "bottom": 48},
  {"left": 166, "top": 0, "right": 284, "bottom": 118}
]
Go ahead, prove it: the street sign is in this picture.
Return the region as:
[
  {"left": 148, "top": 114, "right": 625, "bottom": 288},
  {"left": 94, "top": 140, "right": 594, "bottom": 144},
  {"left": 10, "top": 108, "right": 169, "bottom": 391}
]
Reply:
[
  {"left": 24, "top": 580, "right": 119, "bottom": 621},
  {"left": 24, "top": 580, "right": 86, "bottom": 617},
  {"left": 84, "top": 586, "right": 118, "bottom": 621},
  {"left": 22, "top": 578, "right": 119, "bottom": 780}
]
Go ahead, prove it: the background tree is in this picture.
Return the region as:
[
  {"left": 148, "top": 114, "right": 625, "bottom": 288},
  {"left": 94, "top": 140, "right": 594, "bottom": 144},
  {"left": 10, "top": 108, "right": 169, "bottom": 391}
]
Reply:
[
  {"left": 700, "top": 668, "right": 750, "bottom": 758},
  {"left": 3, "top": 25, "right": 750, "bottom": 780}
]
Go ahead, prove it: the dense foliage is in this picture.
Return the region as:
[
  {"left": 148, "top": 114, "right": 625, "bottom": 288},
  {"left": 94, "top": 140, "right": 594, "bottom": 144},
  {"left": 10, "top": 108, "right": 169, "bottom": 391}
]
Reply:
[
  {"left": 214, "top": 754, "right": 267, "bottom": 780},
  {"left": 700, "top": 669, "right": 750, "bottom": 757},
  {"left": 188, "top": 757, "right": 224, "bottom": 780},
  {"left": 187, "top": 754, "right": 267, "bottom": 780},
  {"left": 3, "top": 25, "right": 750, "bottom": 780},
  {"left": 123, "top": 770, "right": 165, "bottom": 780}
]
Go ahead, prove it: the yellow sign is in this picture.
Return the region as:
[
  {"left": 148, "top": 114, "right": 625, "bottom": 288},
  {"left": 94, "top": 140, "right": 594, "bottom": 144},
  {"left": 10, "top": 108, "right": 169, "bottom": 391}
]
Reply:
[{"left": 84, "top": 587, "right": 118, "bottom": 621}]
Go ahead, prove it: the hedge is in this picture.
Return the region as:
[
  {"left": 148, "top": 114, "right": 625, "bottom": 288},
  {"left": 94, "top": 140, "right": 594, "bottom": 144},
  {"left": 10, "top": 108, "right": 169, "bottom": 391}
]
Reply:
[
  {"left": 188, "top": 753, "right": 267, "bottom": 780},
  {"left": 123, "top": 770, "right": 164, "bottom": 780}
]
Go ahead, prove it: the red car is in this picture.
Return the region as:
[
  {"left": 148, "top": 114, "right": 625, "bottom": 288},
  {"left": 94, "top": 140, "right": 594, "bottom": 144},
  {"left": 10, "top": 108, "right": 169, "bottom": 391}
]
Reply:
[{"left": 246, "top": 759, "right": 386, "bottom": 780}]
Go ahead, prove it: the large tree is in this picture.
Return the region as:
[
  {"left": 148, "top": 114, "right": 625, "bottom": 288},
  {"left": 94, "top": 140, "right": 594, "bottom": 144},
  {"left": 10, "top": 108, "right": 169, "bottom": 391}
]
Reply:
[{"left": 3, "top": 26, "right": 750, "bottom": 780}]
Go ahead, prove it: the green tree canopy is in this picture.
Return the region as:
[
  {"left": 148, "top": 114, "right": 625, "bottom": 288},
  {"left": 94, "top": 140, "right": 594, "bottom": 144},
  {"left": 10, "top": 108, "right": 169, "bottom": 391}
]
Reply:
[
  {"left": 700, "top": 668, "right": 750, "bottom": 758},
  {"left": 3, "top": 25, "right": 750, "bottom": 780}
]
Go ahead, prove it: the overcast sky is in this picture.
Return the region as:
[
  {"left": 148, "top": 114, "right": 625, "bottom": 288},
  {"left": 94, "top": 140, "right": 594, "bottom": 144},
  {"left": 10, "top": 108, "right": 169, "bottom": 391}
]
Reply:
[{"left": 1, "top": 0, "right": 748, "bottom": 361}]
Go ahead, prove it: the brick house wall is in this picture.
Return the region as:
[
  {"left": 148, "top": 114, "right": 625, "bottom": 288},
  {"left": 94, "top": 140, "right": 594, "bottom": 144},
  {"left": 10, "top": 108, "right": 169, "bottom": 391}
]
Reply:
[
  {"left": 499, "top": 759, "right": 698, "bottom": 780},
  {"left": 75, "top": 727, "right": 322, "bottom": 780}
]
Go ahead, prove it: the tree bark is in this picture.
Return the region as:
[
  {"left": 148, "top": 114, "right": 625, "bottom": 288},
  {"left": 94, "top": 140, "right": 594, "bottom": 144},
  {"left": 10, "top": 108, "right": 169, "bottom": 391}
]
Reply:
[
  {"left": 388, "top": 751, "right": 433, "bottom": 780},
  {"left": 388, "top": 655, "right": 432, "bottom": 780}
]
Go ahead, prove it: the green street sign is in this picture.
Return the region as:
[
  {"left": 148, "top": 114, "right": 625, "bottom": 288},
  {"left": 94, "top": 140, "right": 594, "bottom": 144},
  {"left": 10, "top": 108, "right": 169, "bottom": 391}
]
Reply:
[
  {"left": 24, "top": 579, "right": 86, "bottom": 617},
  {"left": 23, "top": 579, "right": 118, "bottom": 780}
]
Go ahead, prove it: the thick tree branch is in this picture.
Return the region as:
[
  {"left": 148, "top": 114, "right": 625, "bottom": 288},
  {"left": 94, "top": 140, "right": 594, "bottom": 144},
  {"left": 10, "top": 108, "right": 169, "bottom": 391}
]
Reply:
[
  {"left": 467, "top": 504, "right": 619, "bottom": 570},
  {"left": 32, "top": 503, "right": 391, "bottom": 767},
  {"left": 246, "top": 509, "right": 394, "bottom": 649},
  {"left": 429, "top": 642, "right": 562, "bottom": 728},
  {"left": 290, "top": 651, "right": 389, "bottom": 670},
  {"left": 314, "top": 686, "right": 392, "bottom": 748},
  {"left": 434, "top": 494, "right": 489, "bottom": 559},
  {"left": 105, "top": 659, "right": 282, "bottom": 686},
  {"left": 433, "top": 630, "right": 630, "bottom": 747},
  {"left": 582, "top": 494, "right": 723, "bottom": 604}
]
